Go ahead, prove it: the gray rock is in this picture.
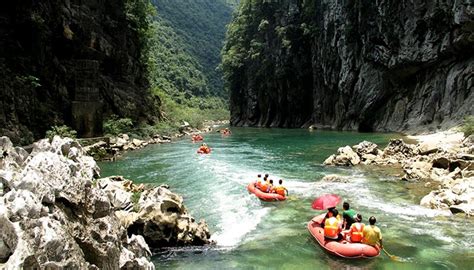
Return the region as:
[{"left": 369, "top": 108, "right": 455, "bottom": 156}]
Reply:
[
  {"left": 450, "top": 204, "right": 473, "bottom": 215},
  {"left": 328, "top": 146, "right": 361, "bottom": 166},
  {"left": 321, "top": 174, "right": 349, "bottom": 183},
  {"left": 0, "top": 136, "right": 154, "bottom": 268},
  {"left": 0, "top": 238, "right": 11, "bottom": 263},
  {"left": 457, "top": 153, "right": 474, "bottom": 161},
  {"left": 402, "top": 161, "right": 432, "bottom": 181},
  {"left": 418, "top": 142, "right": 439, "bottom": 155},
  {"left": 353, "top": 141, "right": 379, "bottom": 156}
]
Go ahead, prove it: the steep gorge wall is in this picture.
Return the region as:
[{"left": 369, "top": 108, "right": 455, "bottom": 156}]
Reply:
[
  {"left": 0, "top": 0, "right": 159, "bottom": 144},
  {"left": 225, "top": 0, "right": 473, "bottom": 133}
]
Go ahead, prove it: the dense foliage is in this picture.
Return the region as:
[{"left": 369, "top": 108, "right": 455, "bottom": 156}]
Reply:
[
  {"left": 148, "top": 19, "right": 209, "bottom": 98},
  {"left": 152, "top": 0, "right": 235, "bottom": 98},
  {"left": 221, "top": 0, "right": 310, "bottom": 86},
  {"left": 461, "top": 116, "right": 474, "bottom": 137},
  {"left": 141, "top": 0, "right": 235, "bottom": 134},
  {"left": 45, "top": 125, "right": 77, "bottom": 140},
  {"left": 99, "top": 0, "right": 234, "bottom": 137},
  {"left": 103, "top": 115, "right": 134, "bottom": 136}
]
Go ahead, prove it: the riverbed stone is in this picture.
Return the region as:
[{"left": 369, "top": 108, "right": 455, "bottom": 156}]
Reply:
[
  {"left": 450, "top": 204, "right": 473, "bottom": 215},
  {"left": 418, "top": 142, "right": 439, "bottom": 155},
  {"left": 402, "top": 161, "right": 432, "bottom": 181},
  {"left": 352, "top": 141, "right": 379, "bottom": 156},
  {"left": 383, "top": 139, "right": 418, "bottom": 158},
  {"left": 325, "top": 132, "right": 474, "bottom": 216},
  {"left": 321, "top": 174, "right": 349, "bottom": 183},
  {"left": 324, "top": 146, "right": 360, "bottom": 166}
]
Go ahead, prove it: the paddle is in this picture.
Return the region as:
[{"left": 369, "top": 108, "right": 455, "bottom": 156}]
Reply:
[{"left": 382, "top": 247, "right": 403, "bottom": 262}]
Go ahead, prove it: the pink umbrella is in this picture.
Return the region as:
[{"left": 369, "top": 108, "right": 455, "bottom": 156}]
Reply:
[{"left": 311, "top": 194, "right": 341, "bottom": 210}]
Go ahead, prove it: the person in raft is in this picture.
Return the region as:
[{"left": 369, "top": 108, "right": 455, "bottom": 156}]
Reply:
[
  {"left": 255, "top": 174, "right": 262, "bottom": 189},
  {"left": 342, "top": 202, "right": 357, "bottom": 230},
  {"left": 273, "top": 179, "right": 288, "bottom": 197},
  {"left": 266, "top": 179, "right": 274, "bottom": 193},
  {"left": 198, "top": 143, "right": 210, "bottom": 153},
  {"left": 321, "top": 207, "right": 342, "bottom": 228},
  {"left": 362, "top": 216, "right": 383, "bottom": 248},
  {"left": 343, "top": 214, "right": 364, "bottom": 243},
  {"left": 259, "top": 175, "right": 269, "bottom": 192},
  {"left": 221, "top": 128, "right": 231, "bottom": 135},
  {"left": 324, "top": 208, "right": 343, "bottom": 241}
]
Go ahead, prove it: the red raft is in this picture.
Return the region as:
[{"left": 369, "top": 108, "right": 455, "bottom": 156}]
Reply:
[
  {"left": 197, "top": 148, "right": 211, "bottom": 154},
  {"left": 247, "top": 183, "right": 286, "bottom": 201},
  {"left": 307, "top": 214, "right": 380, "bottom": 259}
]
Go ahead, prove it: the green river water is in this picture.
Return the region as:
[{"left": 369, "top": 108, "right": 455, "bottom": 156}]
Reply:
[{"left": 99, "top": 128, "right": 474, "bottom": 270}]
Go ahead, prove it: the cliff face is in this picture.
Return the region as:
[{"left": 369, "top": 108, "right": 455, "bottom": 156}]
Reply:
[
  {"left": 224, "top": 0, "right": 473, "bottom": 132},
  {"left": 0, "top": 0, "right": 158, "bottom": 144}
]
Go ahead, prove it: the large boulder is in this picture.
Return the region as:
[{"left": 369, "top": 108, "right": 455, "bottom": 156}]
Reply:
[
  {"left": 324, "top": 146, "right": 360, "bottom": 166},
  {"left": 383, "top": 139, "right": 418, "bottom": 158},
  {"left": 417, "top": 142, "right": 440, "bottom": 155},
  {"left": 352, "top": 141, "right": 379, "bottom": 156},
  {"left": 0, "top": 137, "right": 154, "bottom": 269},
  {"left": 402, "top": 161, "right": 432, "bottom": 181},
  {"left": 99, "top": 179, "right": 212, "bottom": 249},
  {"left": 121, "top": 186, "right": 211, "bottom": 248}
]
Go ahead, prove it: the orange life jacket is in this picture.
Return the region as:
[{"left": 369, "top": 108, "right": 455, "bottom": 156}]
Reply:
[
  {"left": 324, "top": 217, "right": 340, "bottom": 239},
  {"left": 274, "top": 186, "right": 286, "bottom": 196},
  {"left": 350, "top": 223, "right": 364, "bottom": 243}
]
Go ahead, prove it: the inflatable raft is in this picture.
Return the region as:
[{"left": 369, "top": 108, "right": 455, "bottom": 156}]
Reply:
[
  {"left": 307, "top": 214, "right": 380, "bottom": 259},
  {"left": 197, "top": 148, "right": 211, "bottom": 154},
  {"left": 192, "top": 135, "right": 203, "bottom": 142},
  {"left": 247, "top": 183, "right": 286, "bottom": 201}
]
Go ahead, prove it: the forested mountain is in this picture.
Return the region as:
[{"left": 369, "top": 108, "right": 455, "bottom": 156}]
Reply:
[
  {"left": 222, "top": 0, "right": 473, "bottom": 132},
  {"left": 151, "top": 0, "right": 235, "bottom": 98}
]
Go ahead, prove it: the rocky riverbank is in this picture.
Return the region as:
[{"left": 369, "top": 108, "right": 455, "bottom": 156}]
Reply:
[
  {"left": 323, "top": 131, "right": 474, "bottom": 216},
  {"left": 0, "top": 136, "right": 211, "bottom": 269},
  {"left": 84, "top": 120, "right": 229, "bottom": 161}
]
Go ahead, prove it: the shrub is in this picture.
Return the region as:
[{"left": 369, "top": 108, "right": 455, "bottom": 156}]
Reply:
[
  {"left": 45, "top": 125, "right": 77, "bottom": 140},
  {"left": 131, "top": 191, "right": 142, "bottom": 212},
  {"left": 153, "top": 122, "right": 179, "bottom": 136},
  {"left": 460, "top": 115, "right": 474, "bottom": 137},
  {"left": 103, "top": 115, "right": 134, "bottom": 136}
]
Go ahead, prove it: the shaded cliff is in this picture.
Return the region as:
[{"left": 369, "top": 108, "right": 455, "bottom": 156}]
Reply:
[
  {"left": 223, "top": 0, "right": 473, "bottom": 132},
  {"left": 0, "top": 0, "right": 159, "bottom": 144}
]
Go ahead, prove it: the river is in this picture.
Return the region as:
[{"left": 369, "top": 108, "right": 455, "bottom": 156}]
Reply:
[{"left": 99, "top": 128, "right": 474, "bottom": 269}]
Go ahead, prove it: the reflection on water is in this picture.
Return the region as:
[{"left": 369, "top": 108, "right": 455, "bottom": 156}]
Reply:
[{"left": 100, "top": 128, "right": 474, "bottom": 269}]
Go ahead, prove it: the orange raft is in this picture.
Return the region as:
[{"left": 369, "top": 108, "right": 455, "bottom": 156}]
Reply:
[
  {"left": 247, "top": 183, "right": 286, "bottom": 201},
  {"left": 307, "top": 214, "right": 380, "bottom": 259},
  {"left": 197, "top": 148, "right": 211, "bottom": 154},
  {"left": 192, "top": 134, "right": 203, "bottom": 142}
]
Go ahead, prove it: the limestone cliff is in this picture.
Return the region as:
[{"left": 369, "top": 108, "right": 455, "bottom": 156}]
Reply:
[
  {"left": 0, "top": 0, "right": 159, "bottom": 144},
  {"left": 223, "top": 0, "right": 473, "bottom": 132}
]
